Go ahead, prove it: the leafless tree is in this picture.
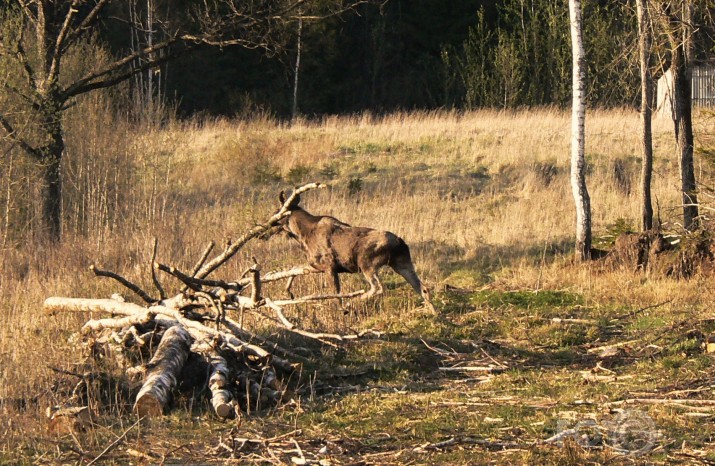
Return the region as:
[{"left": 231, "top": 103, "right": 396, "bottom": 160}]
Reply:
[
  {"left": 637, "top": 0, "right": 655, "bottom": 231},
  {"left": 0, "top": 0, "right": 363, "bottom": 241},
  {"left": 656, "top": 0, "right": 699, "bottom": 231}
]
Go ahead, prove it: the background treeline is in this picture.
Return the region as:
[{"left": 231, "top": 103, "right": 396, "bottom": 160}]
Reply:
[{"left": 112, "top": 0, "right": 711, "bottom": 118}]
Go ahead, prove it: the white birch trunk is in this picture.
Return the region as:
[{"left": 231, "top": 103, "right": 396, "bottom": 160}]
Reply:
[
  {"left": 208, "top": 355, "right": 235, "bottom": 418},
  {"left": 292, "top": 10, "right": 302, "bottom": 122},
  {"left": 134, "top": 325, "right": 192, "bottom": 417},
  {"left": 568, "top": 0, "right": 592, "bottom": 260}
]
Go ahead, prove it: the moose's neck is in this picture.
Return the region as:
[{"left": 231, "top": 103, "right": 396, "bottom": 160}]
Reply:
[{"left": 288, "top": 209, "right": 319, "bottom": 239}]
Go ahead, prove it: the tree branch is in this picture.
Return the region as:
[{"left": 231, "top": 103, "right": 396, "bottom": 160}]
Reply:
[
  {"left": 0, "top": 113, "right": 40, "bottom": 159},
  {"left": 151, "top": 238, "right": 167, "bottom": 300},
  {"left": 181, "top": 241, "right": 215, "bottom": 293},
  {"left": 89, "top": 264, "right": 158, "bottom": 304},
  {"left": 62, "top": 36, "right": 190, "bottom": 98},
  {"left": 196, "top": 182, "right": 325, "bottom": 280},
  {"left": 63, "top": 0, "right": 112, "bottom": 48},
  {"left": 155, "top": 262, "right": 244, "bottom": 292},
  {"left": 19, "top": 29, "right": 38, "bottom": 89},
  {"left": 1, "top": 82, "right": 40, "bottom": 110},
  {"left": 15, "top": 1, "right": 38, "bottom": 26},
  {"left": 48, "top": 0, "right": 80, "bottom": 83}
]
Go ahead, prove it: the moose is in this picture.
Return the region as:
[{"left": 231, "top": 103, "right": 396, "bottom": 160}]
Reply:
[{"left": 277, "top": 191, "right": 434, "bottom": 312}]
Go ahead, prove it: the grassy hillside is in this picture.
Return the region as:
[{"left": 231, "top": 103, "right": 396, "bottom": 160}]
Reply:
[{"left": 2, "top": 109, "right": 715, "bottom": 464}]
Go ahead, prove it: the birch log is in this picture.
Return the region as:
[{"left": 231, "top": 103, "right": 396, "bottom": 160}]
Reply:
[
  {"left": 134, "top": 326, "right": 192, "bottom": 417},
  {"left": 208, "top": 355, "right": 234, "bottom": 418}
]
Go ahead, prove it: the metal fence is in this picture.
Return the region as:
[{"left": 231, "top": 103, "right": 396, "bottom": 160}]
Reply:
[{"left": 692, "top": 63, "right": 715, "bottom": 107}]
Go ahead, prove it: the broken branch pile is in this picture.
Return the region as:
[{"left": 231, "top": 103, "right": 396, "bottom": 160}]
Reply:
[{"left": 43, "top": 183, "right": 380, "bottom": 420}]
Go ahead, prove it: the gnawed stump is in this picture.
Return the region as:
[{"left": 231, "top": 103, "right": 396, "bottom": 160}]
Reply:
[{"left": 46, "top": 405, "right": 91, "bottom": 434}]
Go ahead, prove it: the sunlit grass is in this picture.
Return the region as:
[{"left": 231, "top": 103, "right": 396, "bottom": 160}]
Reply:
[{"left": 2, "top": 108, "right": 715, "bottom": 463}]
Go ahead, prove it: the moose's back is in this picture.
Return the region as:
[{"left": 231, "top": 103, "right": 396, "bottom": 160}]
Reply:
[{"left": 297, "top": 216, "right": 397, "bottom": 274}]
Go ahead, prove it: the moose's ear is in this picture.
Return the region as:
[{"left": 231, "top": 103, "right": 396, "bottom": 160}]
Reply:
[{"left": 279, "top": 190, "right": 301, "bottom": 209}]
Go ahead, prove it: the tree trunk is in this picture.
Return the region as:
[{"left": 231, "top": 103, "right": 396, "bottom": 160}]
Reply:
[
  {"left": 669, "top": 3, "right": 698, "bottom": 231},
  {"left": 42, "top": 152, "right": 63, "bottom": 242},
  {"left": 292, "top": 10, "right": 302, "bottom": 122},
  {"left": 39, "top": 94, "right": 66, "bottom": 242},
  {"left": 568, "top": 0, "right": 591, "bottom": 261},
  {"left": 637, "top": 0, "right": 654, "bottom": 231}
]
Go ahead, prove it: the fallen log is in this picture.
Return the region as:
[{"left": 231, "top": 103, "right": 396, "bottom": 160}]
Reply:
[
  {"left": 208, "top": 355, "right": 235, "bottom": 419},
  {"left": 81, "top": 311, "right": 157, "bottom": 335},
  {"left": 134, "top": 326, "right": 192, "bottom": 417},
  {"left": 44, "top": 296, "right": 156, "bottom": 316}
]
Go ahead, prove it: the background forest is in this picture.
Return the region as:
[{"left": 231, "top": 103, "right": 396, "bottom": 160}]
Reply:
[{"left": 100, "top": 0, "right": 714, "bottom": 117}]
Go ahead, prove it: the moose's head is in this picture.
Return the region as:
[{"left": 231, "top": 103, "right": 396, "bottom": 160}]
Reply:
[
  {"left": 278, "top": 190, "right": 302, "bottom": 211},
  {"left": 277, "top": 190, "right": 305, "bottom": 239}
]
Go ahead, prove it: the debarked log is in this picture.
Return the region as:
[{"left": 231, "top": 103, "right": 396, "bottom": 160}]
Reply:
[{"left": 134, "top": 326, "right": 192, "bottom": 417}]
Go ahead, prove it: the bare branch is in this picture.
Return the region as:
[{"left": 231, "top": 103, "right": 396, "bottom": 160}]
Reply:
[
  {"left": 15, "top": 1, "right": 38, "bottom": 26},
  {"left": 63, "top": 36, "right": 188, "bottom": 98},
  {"left": 151, "top": 238, "right": 167, "bottom": 300},
  {"left": 190, "top": 241, "right": 216, "bottom": 277},
  {"left": 155, "top": 262, "right": 244, "bottom": 292},
  {"left": 35, "top": 0, "right": 47, "bottom": 77},
  {"left": 270, "top": 290, "right": 365, "bottom": 306},
  {"left": 89, "top": 264, "right": 157, "bottom": 304},
  {"left": 15, "top": 20, "right": 39, "bottom": 90},
  {"left": 249, "top": 264, "right": 261, "bottom": 305},
  {"left": 48, "top": 1, "right": 80, "bottom": 83},
  {"left": 237, "top": 265, "right": 319, "bottom": 286},
  {"left": 181, "top": 241, "right": 215, "bottom": 293},
  {"left": 63, "top": 0, "right": 112, "bottom": 47},
  {"left": 0, "top": 113, "right": 40, "bottom": 159},
  {"left": 263, "top": 298, "right": 380, "bottom": 345},
  {"left": 2, "top": 82, "right": 41, "bottom": 110},
  {"left": 196, "top": 183, "right": 325, "bottom": 279}
]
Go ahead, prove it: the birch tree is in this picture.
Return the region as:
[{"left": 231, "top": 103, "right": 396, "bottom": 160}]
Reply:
[{"left": 569, "top": 0, "right": 591, "bottom": 260}]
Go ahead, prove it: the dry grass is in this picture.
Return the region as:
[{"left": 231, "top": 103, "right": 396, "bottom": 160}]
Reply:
[{"left": 2, "top": 108, "right": 715, "bottom": 464}]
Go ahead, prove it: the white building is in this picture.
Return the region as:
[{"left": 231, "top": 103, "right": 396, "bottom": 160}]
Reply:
[{"left": 655, "top": 62, "right": 715, "bottom": 118}]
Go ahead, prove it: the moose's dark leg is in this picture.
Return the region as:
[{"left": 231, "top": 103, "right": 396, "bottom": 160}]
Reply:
[
  {"left": 284, "top": 275, "right": 296, "bottom": 299},
  {"left": 361, "top": 271, "right": 384, "bottom": 299},
  {"left": 329, "top": 270, "right": 341, "bottom": 294}
]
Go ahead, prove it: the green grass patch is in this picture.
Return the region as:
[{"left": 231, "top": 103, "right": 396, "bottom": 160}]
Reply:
[{"left": 470, "top": 289, "right": 583, "bottom": 310}]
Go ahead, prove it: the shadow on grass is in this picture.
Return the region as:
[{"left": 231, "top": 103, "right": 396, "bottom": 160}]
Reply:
[
  {"left": 270, "top": 285, "right": 652, "bottom": 405},
  {"left": 415, "top": 237, "right": 574, "bottom": 287}
]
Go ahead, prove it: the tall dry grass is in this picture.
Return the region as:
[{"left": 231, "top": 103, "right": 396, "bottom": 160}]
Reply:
[{"left": 1, "top": 106, "right": 711, "bottom": 454}]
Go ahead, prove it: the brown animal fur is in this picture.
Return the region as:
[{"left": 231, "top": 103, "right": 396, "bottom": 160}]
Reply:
[{"left": 278, "top": 191, "right": 434, "bottom": 311}]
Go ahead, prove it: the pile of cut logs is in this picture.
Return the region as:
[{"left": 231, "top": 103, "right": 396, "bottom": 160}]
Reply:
[{"left": 43, "top": 183, "right": 378, "bottom": 423}]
